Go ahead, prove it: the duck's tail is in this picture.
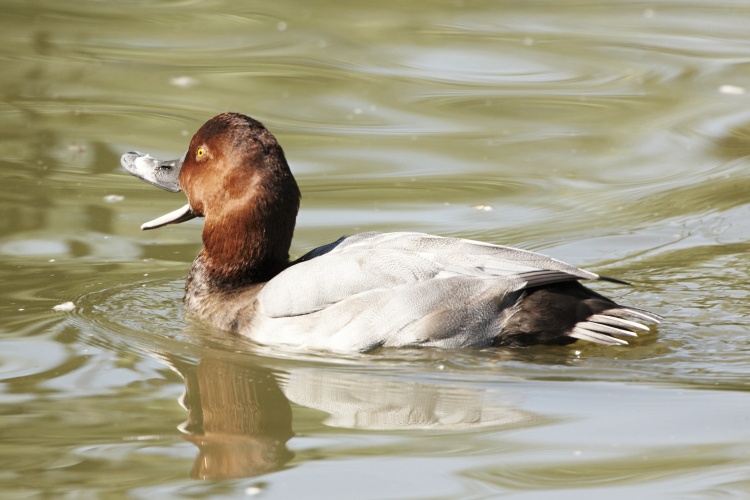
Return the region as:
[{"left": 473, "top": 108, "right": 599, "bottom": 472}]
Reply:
[{"left": 567, "top": 306, "right": 662, "bottom": 346}]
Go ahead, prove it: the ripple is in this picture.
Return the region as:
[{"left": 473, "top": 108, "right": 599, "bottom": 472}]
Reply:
[
  {"left": 64, "top": 262, "right": 746, "bottom": 395},
  {"left": 72, "top": 278, "right": 189, "bottom": 354},
  {"left": 0, "top": 338, "right": 69, "bottom": 382}
]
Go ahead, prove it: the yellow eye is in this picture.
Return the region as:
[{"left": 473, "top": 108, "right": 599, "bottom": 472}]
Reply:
[{"left": 196, "top": 147, "right": 206, "bottom": 159}]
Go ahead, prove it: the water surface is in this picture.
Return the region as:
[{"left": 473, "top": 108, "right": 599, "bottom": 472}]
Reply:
[{"left": 2, "top": 0, "right": 750, "bottom": 497}]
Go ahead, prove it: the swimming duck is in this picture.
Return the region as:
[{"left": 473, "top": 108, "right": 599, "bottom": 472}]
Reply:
[{"left": 121, "top": 112, "right": 660, "bottom": 352}]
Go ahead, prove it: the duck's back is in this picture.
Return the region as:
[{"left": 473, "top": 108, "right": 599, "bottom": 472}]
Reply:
[{"left": 244, "top": 232, "right": 657, "bottom": 352}]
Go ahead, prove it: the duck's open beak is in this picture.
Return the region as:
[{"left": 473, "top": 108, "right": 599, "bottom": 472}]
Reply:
[{"left": 120, "top": 151, "right": 197, "bottom": 230}]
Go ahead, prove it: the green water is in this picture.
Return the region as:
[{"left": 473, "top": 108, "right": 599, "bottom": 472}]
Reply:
[{"left": 3, "top": 0, "right": 750, "bottom": 497}]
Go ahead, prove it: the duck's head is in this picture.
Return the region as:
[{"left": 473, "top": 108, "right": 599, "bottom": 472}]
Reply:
[
  {"left": 121, "top": 113, "right": 299, "bottom": 229},
  {"left": 121, "top": 113, "right": 301, "bottom": 282}
]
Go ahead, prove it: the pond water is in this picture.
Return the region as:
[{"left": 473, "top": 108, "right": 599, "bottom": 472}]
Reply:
[{"left": 2, "top": 0, "right": 750, "bottom": 497}]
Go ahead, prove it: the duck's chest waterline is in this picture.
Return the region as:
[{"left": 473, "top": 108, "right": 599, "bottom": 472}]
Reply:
[{"left": 184, "top": 257, "right": 264, "bottom": 333}]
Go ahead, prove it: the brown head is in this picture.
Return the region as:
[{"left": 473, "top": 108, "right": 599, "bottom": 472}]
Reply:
[
  {"left": 183, "top": 113, "right": 300, "bottom": 285},
  {"left": 121, "top": 113, "right": 301, "bottom": 286}
]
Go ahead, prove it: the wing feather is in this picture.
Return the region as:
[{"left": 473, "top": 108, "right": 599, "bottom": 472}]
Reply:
[{"left": 259, "top": 232, "right": 601, "bottom": 319}]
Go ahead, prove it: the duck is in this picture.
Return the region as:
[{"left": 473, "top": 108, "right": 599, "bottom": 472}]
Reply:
[{"left": 120, "top": 112, "right": 661, "bottom": 353}]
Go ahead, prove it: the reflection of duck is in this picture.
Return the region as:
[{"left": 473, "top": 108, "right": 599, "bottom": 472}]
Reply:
[
  {"left": 281, "top": 369, "right": 535, "bottom": 431},
  {"left": 121, "top": 112, "right": 660, "bottom": 353},
  {"left": 174, "top": 357, "right": 294, "bottom": 480},
  {"left": 167, "top": 354, "right": 536, "bottom": 479}
]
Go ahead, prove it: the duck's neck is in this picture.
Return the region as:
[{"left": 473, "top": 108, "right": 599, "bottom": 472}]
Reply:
[
  {"left": 198, "top": 220, "right": 287, "bottom": 286},
  {"left": 190, "top": 183, "right": 300, "bottom": 290}
]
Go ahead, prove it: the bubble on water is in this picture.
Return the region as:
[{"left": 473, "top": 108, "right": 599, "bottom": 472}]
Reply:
[
  {"left": 169, "top": 76, "right": 199, "bottom": 89},
  {"left": 719, "top": 85, "right": 745, "bottom": 95}
]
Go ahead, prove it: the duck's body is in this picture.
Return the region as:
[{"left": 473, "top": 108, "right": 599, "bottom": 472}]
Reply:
[{"left": 121, "top": 112, "right": 660, "bottom": 353}]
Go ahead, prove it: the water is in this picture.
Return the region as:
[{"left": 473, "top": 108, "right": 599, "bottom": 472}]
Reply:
[{"left": 2, "top": 0, "right": 750, "bottom": 497}]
